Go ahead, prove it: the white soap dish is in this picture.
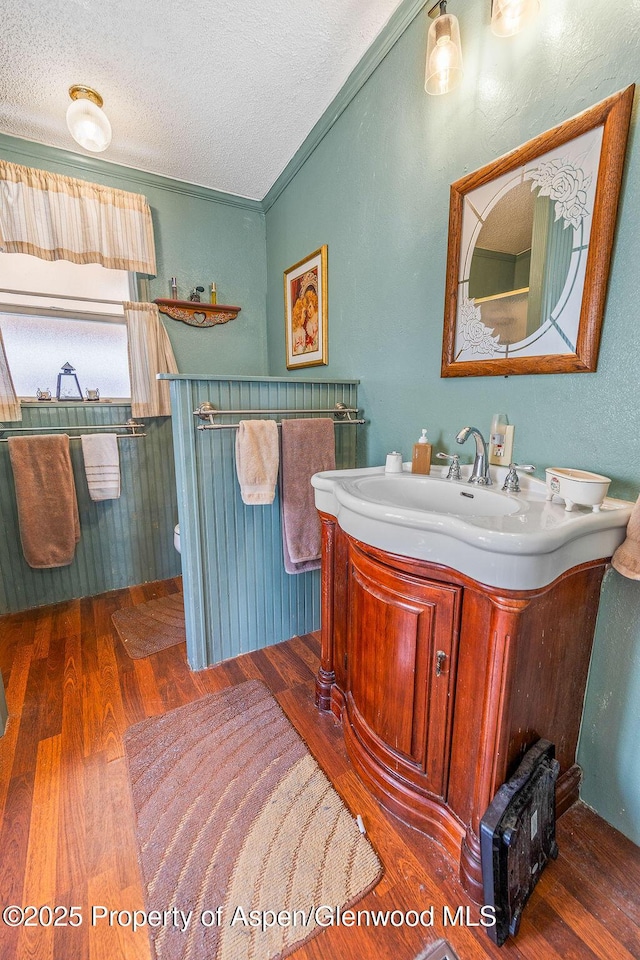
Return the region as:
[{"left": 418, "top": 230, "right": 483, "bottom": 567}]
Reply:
[{"left": 545, "top": 468, "right": 611, "bottom": 513}]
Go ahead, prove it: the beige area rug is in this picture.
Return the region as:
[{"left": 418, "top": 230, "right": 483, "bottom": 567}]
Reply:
[
  {"left": 123, "top": 679, "right": 383, "bottom": 960},
  {"left": 111, "top": 594, "right": 185, "bottom": 659}
]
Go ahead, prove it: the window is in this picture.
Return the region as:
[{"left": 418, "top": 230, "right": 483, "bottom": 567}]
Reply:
[{"left": 0, "top": 252, "right": 133, "bottom": 400}]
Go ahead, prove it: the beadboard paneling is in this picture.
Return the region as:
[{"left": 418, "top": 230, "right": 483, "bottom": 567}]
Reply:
[
  {"left": 0, "top": 403, "right": 180, "bottom": 613},
  {"left": 166, "top": 376, "right": 361, "bottom": 669}
]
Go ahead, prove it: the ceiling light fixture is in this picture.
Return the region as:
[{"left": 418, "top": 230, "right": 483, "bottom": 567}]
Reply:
[
  {"left": 425, "top": 1, "right": 464, "bottom": 96},
  {"left": 66, "top": 85, "right": 112, "bottom": 153},
  {"left": 491, "top": 0, "right": 540, "bottom": 37}
]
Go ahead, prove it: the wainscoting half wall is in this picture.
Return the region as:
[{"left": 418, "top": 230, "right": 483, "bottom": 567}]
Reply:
[
  {"left": 164, "top": 375, "right": 360, "bottom": 669},
  {"left": 0, "top": 403, "right": 180, "bottom": 613}
]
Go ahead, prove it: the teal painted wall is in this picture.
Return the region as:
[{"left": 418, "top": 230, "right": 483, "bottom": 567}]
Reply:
[
  {"left": 0, "top": 135, "right": 268, "bottom": 609},
  {"left": 469, "top": 249, "right": 518, "bottom": 299},
  {"left": 264, "top": 1, "right": 640, "bottom": 842}
]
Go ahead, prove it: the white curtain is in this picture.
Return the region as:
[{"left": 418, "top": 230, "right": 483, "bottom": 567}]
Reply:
[
  {"left": 0, "top": 159, "right": 156, "bottom": 275},
  {"left": 0, "top": 328, "right": 20, "bottom": 422},
  {"left": 124, "top": 302, "right": 178, "bottom": 418}
]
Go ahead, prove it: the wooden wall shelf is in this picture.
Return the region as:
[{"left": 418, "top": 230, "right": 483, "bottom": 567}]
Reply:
[{"left": 154, "top": 298, "right": 241, "bottom": 328}]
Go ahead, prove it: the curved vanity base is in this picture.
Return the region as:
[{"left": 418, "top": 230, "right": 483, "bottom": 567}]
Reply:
[
  {"left": 342, "top": 709, "right": 466, "bottom": 865},
  {"left": 315, "top": 513, "right": 609, "bottom": 904}
]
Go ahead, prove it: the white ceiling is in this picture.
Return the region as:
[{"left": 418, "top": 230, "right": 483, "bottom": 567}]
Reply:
[{"left": 0, "top": 0, "right": 406, "bottom": 201}]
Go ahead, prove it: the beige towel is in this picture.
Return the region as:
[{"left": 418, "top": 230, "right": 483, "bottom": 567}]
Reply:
[
  {"left": 8, "top": 434, "right": 80, "bottom": 568},
  {"left": 281, "top": 418, "right": 336, "bottom": 574},
  {"left": 81, "top": 434, "right": 121, "bottom": 501},
  {"left": 235, "top": 420, "right": 280, "bottom": 504},
  {"left": 612, "top": 494, "right": 640, "bottom": 579}
]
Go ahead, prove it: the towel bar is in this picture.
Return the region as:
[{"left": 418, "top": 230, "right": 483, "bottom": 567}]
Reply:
[
  {"left": 0, "top": 419, "right": 146, "bottom": 441},
  {"left": 197, "top": 421, "right": 363, "bottom": 431},
  {"left": 193, "top": 401, "right": 365, "bottom": 430}
]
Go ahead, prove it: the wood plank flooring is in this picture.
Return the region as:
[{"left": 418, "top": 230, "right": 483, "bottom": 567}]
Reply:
[{"left": 0, "top": 579, "right": 639, "bottom": 960}]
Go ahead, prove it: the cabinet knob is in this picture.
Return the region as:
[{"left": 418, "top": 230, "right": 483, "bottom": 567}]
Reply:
[{"left": 435, "top": 650, "right": 446, "bottom": 676}]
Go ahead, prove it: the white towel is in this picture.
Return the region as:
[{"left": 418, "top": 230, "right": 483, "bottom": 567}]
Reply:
[
  {"left": 235, "top": 420, "right": 279, "bottom": 504},
  {"left": 81, "top": 434, "right": 121, "bottom": 501}
]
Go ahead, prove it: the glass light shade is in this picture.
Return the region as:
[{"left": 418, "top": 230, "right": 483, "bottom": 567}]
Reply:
[
  {"left": 491, "top": 0, "right": 540, "bottom": 37},
  {"left": 66, "top": 98, "right": 112, "bottom": 152},
  {"left": 425, "top": 12, "right": 463, "bottom": 96}
]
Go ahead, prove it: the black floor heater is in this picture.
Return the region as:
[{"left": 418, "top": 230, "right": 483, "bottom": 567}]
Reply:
[{"left": 480, "top": 738, "right": 560, "bottom": 946}]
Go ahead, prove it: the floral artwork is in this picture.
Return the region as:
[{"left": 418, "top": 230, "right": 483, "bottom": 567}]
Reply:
[
  {"left": 528, "top": 159, "right": 591, "bottom": 229},
  {"left": 290, "top": 272, "right": 319, "bottom": 355},
  {"left": 284, "top": 246, "right": 328, "bottom": 368}
]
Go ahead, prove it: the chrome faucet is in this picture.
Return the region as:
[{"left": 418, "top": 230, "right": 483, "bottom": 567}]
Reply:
[{"left": 455, "top": 426, "right": 492, "bottom": 485}]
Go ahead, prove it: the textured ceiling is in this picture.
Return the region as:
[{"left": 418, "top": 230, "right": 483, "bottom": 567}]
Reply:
[
  {"left": 0, "top": 0, "right": 406, "bottom": 200},
  {"left": 476, "top": 182, "right": 536, "bottom": 255}
]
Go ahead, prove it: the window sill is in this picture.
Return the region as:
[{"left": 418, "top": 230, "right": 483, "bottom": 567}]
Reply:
[{"left": 20, "top": 399, "right": 132, "bottom": 407}]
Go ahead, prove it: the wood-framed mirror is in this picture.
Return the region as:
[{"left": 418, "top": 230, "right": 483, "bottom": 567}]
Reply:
[{"left": 441, "top": 85, "right": 634, "bottom": 377}]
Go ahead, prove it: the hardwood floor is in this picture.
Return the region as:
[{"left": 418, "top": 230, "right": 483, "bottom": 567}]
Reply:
[{"left": 0, "top": 579, "right": 639, "bottom": 960}]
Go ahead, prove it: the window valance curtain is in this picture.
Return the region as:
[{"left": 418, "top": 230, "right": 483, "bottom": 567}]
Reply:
[
  {"left": 0, "top": 159, "right": 156, "bottom": 275},
  {"left": 0, "top": 329, "right": 20, "bottom": 422},
  {"left": 124, "top": 302, "right": 178, "bottom": 418}
]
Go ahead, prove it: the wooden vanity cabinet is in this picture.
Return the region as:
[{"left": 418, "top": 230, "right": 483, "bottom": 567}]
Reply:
[
  {"left": 347, "top": 544, "right": 461, "bottom": 799},
  {"left": 315, "top": 512, "right": 608, "bottom": 902}
]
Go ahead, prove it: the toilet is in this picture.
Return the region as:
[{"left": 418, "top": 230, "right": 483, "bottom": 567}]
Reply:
[{"left": 174, "top": 524, "right": 181, "bottom": 554}]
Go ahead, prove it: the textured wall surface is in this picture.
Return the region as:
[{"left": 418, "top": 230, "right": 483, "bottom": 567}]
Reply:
[{"left": 264, "top": 1, "right": 640, "bottom": 842}]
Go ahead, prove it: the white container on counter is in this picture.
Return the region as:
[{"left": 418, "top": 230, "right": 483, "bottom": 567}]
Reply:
[{"left": 545, "top": 468, "right": 611, "bottom": 513}]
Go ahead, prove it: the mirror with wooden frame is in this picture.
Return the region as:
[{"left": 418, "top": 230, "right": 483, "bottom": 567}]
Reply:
[{"left": 441, "top": 86, "right": 634, "bottom": 378}]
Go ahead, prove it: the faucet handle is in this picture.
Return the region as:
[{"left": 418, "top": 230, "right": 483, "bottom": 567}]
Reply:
[
  {"left": 436, "top": 451, "right": 462, "bottom": 480},
  {"left": 502, "top": 462, "right": 536, "bottom": 493}
]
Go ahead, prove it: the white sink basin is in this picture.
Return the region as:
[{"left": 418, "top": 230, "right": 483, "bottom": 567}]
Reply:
[
  {"left": 311, "top": 465, "right": 633, "bottom": 590},
  {"left": 351, "top": 473, "right": 521, "bottom": 518}
]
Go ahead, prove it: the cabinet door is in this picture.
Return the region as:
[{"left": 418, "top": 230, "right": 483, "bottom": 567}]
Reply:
[{"left": 347, "top": 546, "right": 461, "bottom": 798}]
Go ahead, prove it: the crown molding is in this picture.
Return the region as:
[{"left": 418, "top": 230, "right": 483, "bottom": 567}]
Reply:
[
  {"left": 262, "top": 0, "right": 428, "bottom": 212},
  {"left": 0, "top": 132, "right": 263, "bottom": 213}
]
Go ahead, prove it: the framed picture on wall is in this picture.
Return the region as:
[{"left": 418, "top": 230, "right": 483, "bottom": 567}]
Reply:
[{"left": 284, "top": 245, "right": 328, "bottom": 369}]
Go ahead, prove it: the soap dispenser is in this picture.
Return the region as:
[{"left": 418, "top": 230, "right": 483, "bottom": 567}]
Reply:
[{"left": 412, "top": 429, "right": 432, "bottom": 475}]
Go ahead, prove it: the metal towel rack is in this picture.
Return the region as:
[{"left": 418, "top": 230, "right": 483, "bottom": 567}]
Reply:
[
  {"left": 0, "top": 419, "right": 146, "bottom": 442},
  {"left": 193, "top": 401, "right": 365, "bottom": 431}
]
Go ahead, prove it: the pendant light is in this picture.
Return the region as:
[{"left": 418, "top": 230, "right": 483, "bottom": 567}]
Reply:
[
  {"left": 425, "top": 1, "right": 464, "bottom": 96},
  {"left": 491, "top": 0, "right": 540, "bottom": 37},
  {"left": 66, "top": 86, "right": 112, "bottom": 153}
]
